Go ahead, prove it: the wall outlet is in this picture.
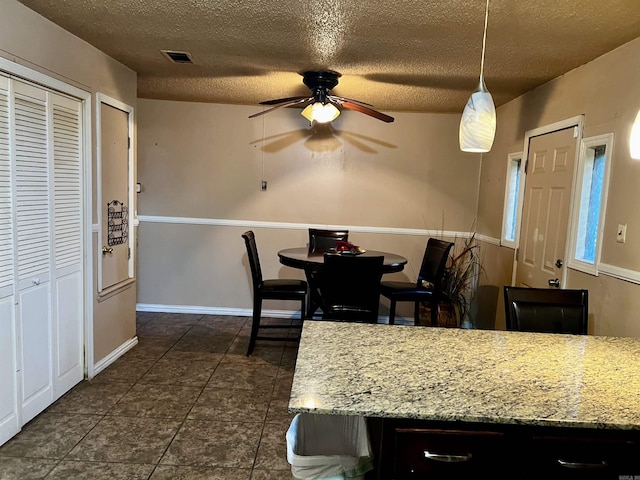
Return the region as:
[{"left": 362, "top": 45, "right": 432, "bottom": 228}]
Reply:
[
  {"left": 617, "top": 224, "right": 627, "bottom": 243},
  {"left": 261, "top": 180, "right": 267, "bottom": 191}
]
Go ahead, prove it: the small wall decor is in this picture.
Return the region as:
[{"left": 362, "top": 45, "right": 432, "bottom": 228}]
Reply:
[{"left": 107, "top": 199, "right": 129, "bottom": 246}]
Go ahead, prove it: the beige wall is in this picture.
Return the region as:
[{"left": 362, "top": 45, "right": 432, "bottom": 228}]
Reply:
[
  {"left": 477, "top": 36, "right": 640, "bottom": 338},
  {"left": 1, "top": 0, "right": 138, "bottom": 364},
  {"left": 136, "top": 100, "right": 480, "bottom": 313}
]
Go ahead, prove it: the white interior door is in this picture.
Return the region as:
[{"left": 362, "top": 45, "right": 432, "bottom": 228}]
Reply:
[
  {"left": 515, "top": 127, "right": 578, "bottom": 288},
  {"left": 100, "top": 102, "right": 130, "bottom": 291}
]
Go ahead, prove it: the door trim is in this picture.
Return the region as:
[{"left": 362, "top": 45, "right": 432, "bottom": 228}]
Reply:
[
  {"left": 510, "top": 115, "right": 585, "bottom": 287},
  {"left": 95, "top": 93, "right": 135, "bottom": 294}
]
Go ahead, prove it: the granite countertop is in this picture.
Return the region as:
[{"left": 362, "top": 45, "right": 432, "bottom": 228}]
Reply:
[{"left": 289, "top": 321, "right": 640, "bottom": 430}]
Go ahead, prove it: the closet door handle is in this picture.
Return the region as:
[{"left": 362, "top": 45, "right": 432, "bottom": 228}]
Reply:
[
  {"left": 32, "top": 278, "right": 40, "bottom": 286},
  {"left": 102, "top": 246, "right": 114, "bottom": 256}
]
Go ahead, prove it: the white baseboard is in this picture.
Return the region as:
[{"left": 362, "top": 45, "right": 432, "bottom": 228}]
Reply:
[
  {"left": 91, "top": 336, "right": 139, "bottom": 378},
  {"left": 136, "top": 303, "right": 407, "bottom": 324},
  {"left": 136, "top": 303, "right": 305, "bottom": 319}
]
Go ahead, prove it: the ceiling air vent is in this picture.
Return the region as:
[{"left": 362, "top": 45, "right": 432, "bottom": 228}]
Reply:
[{"left": 161, "top": 50, "right": 194, "bottom": 64}]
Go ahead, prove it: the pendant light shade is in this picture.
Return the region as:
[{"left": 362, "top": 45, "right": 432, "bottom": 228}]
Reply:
[
  {"left": 630, "top": 109, "right": 640, "bottom": 159},
  {"left": 459, "top": 78, "right": 496, "bottom": 152},
  {"left": 301, "top": 102, "right": 340, "bottom": 124},
  {"left": 459, "top": 0, "right": 496, "bottom": 153}
]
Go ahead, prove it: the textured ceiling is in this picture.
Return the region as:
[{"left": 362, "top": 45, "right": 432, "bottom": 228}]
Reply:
[{"left": 17, "top": 0, "right": 640, "bottom": 113}]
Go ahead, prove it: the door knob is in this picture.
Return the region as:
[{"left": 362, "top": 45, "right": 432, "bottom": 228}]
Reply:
[
  {"left": 102, "top": 246, "right": 114, "bottom": 256},
  {"left": 555, "top": 259, "right": 563, "bottom": 268},
  {"left": 548, "top": 278, "right": 560, "bottom": 287}
]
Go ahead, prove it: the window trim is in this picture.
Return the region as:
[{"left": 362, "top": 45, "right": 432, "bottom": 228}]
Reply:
[
  {"left": 501, "top": 151, "right": 524, "bottom": 249},
  {"left": 567, "top": 132, "right": 614, "bottom": 276}
]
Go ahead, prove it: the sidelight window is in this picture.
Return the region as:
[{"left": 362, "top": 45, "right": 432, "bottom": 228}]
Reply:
[
  {"left": 569, "top": 133, "right": 613, "bottom": 274},
  {"left": 501, "top": 152, "right": 523, "bottom": 248}
]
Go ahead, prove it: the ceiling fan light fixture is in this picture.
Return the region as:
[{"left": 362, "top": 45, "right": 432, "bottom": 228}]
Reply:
[
  {"left": 459, "top": 0, "right": 496, "bottom": 153},
  {"left": 249, "top": 70, "right": 393, "bottom": 123},
  {"left": 301, "top": 102, "right": 340, "bottom": 124}
]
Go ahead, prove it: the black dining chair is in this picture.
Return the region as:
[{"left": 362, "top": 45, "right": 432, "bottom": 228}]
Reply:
[
  {"left": 308, "top": 228, "right": 349, "bottom": 253},
  {"left": 306, "top": 228, "right": 350, "bottom": 316},
  {"left": 242, "top": 231, "right": 308, "bottom": 356},
  {"left": 380, "top": 238, "right": 454, "bottom": 326},
  {"left": 503, "top": 286, "right": 588, "bottom": 334},
  {"left": 319, "top": 253, "right": 384, "bottom": 323}
]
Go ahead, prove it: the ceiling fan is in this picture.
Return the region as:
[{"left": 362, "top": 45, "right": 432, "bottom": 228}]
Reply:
[{"left": 249, "top": 70, "right": 394, "bottom": 124}]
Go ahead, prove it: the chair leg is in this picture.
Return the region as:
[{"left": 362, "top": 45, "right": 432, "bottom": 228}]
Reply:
[
  {"left": 414, "top": 301, "right": 420, "bottom": 325},
  {"left": 430, "top": 300, "right": 438, "bottom": 326},
  {"left": 247, "top": 296, "right": 262, "bottom": 356},
  {"left": 301, "top": 296, "right": 307, "bottom": 321},
  {"left": 388, "top": 299, "right": 397, "bottom": 325}
]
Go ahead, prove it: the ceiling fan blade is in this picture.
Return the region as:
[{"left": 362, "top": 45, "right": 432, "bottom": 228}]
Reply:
[
  {"left": 336, "top": 100, "right": 395, "bottom": 123},
  {"left": 260, "top": 96, "right": 310, "bottom": 105},
  {"left": 249, "top": 97, "right": 312, "bottom": 118},
  {"left": 328, "top": 95, "right": 374, "bottom": 107}
]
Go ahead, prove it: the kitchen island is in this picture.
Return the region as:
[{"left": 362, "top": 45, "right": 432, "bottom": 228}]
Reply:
[{"left": 289, "top": 321, "right": 640, "bottom": 479}]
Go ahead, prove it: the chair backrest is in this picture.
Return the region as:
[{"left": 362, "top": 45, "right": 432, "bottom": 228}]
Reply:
[
  {"left": 417, "top": 238, "right": 455, "bottom": 290},
  {"left": 308, "top": 228, "right": 349, "bottom": 253},
  {"left": 503, "top": 286, "right": 588, "bottom": 334},
  {"left": 242, "top": 230, "right": 263, "bottom": 289},
  {"left": 320, "top": 253, "right": 384, "bottom": 323}
]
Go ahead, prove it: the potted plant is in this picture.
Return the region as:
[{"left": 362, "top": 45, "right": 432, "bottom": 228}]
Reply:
[{"left": 419, "top": 233, "right": 484, "bottom": 327}]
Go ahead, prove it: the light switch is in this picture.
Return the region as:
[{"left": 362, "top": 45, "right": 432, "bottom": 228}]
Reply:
[{"left": 617, "top": 224, "right": 627, "bottom": 243}]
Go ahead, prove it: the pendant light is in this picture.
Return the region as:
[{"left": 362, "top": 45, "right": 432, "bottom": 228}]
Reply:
[{"left": 459, "top": 0, "right": 496, "bottom": 153}]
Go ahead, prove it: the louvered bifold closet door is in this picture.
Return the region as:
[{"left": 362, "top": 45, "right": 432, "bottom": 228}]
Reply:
[
  {"left": 0, "top": 76, "right": 13, "bottom": 299},
  {"left": 50, "top": 92, "right": 83, "bottom": 396},
  {"left": 0, "top": 75, "right": 19, "bottom": 445},
  {"left": 13, "top": 80, "right": 53, "bottom": 424}
]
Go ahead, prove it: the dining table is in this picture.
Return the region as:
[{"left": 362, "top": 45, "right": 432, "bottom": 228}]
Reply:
[{"left": 277, "top": 247, "right": 408, "bottom": 317}]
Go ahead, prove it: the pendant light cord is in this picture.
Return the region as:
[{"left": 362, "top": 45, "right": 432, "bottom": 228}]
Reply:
[{"left": 479, "top": 0, "right": 490, "bottom": 81}]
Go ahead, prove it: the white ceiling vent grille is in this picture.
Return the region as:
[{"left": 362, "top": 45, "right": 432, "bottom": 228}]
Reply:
[{"left": 161, "top": 50, "right": 194, "bottom": 64}]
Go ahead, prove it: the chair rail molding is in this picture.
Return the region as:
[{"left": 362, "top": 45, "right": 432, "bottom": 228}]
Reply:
[
  {"left": 597, "top": 263, "right": 640, "bottom": 286},
  {"left": 136, "top": 214, "right": 472, "bottom": 239}
]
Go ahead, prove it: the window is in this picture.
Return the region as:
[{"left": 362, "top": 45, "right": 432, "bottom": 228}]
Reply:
[
  {"left": 501, "top": 152, "right": 523, "bottom": 248},
  {"left": 569, "top": 133, "right": 613, "bottom": 274}
]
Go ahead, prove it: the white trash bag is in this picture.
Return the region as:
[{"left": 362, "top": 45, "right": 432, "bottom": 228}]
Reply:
[{"left": 286, "top": 413, "right": 374, "bottom": 480}]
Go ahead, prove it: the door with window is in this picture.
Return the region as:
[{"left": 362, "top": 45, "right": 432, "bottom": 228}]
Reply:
[{"left": 515, "top": 127, "right": 578, "bottom": 288}]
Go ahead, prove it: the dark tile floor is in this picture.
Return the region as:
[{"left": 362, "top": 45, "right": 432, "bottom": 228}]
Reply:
[{"left": 0, "top": 312, "right": 301, "bottom": 479}]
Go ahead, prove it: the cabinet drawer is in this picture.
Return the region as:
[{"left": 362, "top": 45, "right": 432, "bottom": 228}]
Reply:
[
  {"left": 391, "top": 427, "right": 513, "bottom": 479},
  {"left": 525, "top": 434, "right": 640, "bottom": 480}
]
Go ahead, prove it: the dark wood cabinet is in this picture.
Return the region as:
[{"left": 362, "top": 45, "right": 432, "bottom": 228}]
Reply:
[{"left": 368, "top": 418, "right": 640, "bottom": 480}]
